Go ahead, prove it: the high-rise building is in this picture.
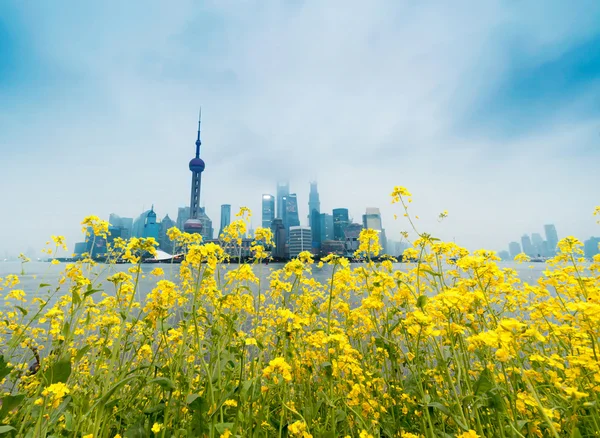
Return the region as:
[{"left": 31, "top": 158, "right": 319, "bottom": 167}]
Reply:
[
  {"left": 276, "top": 182, "right": 290, "bottom": 219},
  {"left": 521, "top": 234, "right": 535, "bottom": 257},
  {"left": 288, "top": 226, "right": 312, "bottom": 258},
  {"left": 198, "top": 207, "right": 214, "bottom": 241},
  {"left": 308, "top": 182, "right": 320, "bottom": 225},
  {"left": 333, "top": 208, "right": 349, "bottom": 241},
  {"left": 108, "top": 214, "right": 133, "bottom": 240},
  {"left": 344, "top": 223, "right": 363, "bottom": 255},
  {"left": 531, "top": 233, "right": 545, "bottom": 257},
  {"left": 176, "top": 207, "right": 190, "bottom": 230},
  {"left": 220, "top": 204, "right": 231, "bottom": 237},
  {"left": 544, "top": 224, "right": 559, "bottom": 255},
  {"left": 184, "top": 109, "right": 206, "bottom": 234},
  {"left": 319, "top": 213, "right": 334, "bottom": 242},
  {"left": 362, "top": 207, "right": 386, "bottom": 252},
  {"left": 498, "top": 250, "right": 511, "bottom": 261},
  {"left": 262, "top": 194, "right": 275, "bottom": 228},
  {"left": 282, "top": 194, "right": 300, "bottom": 231},
  {"left": 584, "top": 237, "right": 600, "bottom": 259},
  {"left": 270, "top": 218, "right": 287, "bottom": 259},
  {"left": 143, "top": 207, "right": 160, "bottom": 240},
  {"left": 508, "top": 241, "right": 522, "bottom": 259},
  {"left": 132, "top": 209, "right": 154, "bottom": 238},
  {"left": 159, "top": 214, "right": 177, "bottom": 253}
]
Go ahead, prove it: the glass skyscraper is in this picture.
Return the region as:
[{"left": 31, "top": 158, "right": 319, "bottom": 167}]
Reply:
[
  {"left": 282, "top": 194, "right": 300, "bottom": 231},
  {"left": 276, "top": 182, "right": 289, "bottom": 219},
  {"left": 544, "top": 224, "right": 559, "bottom": 255},
  {"left": 333, "top": 208, "right": 349, "bottom": 241},
  {"left": 262, "top": 194, "right": 275, "bottom": 228},
  {"left": 219, "top": 204, "right": 231, "bottom": 237}
]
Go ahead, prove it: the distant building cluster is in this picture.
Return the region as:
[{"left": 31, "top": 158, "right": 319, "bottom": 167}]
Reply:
[{"left": 71, "top": 110, "right": 407, "bottom": 260}]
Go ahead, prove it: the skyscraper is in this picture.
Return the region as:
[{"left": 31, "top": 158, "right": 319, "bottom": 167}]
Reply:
[
  {"left": 521, "top": 234, "right": 535, "bottom": 257},
  {"left": 531, "top": 233, "right": 544, "bottom": 256},
  {"left": 143, "top": 206, "right": 160, "bottom": 240},
  {"left": 109, "top": 214, "right": 133, "bottom": 240},
  {"left": 308, "top": 182, "right": 320, "bottom": 225},
  {"left": 220, "top": 204, "right": 231, "bottom": 237},
  {"left": 508, "top": 241, "right": 522, "bottom": 259},
  {"left": 270, "top": 218, "right": 287, "bottom": 259},
  {"left": 362, "top": 208, "right": 386, "bottom": 253},
  {"left": 276, "top": 182, "right": 289, "bottom": 219},
  {"left": 176, "top": 207, "right": 190, "bottom": 230},
  {"left": 262, "top": 194, "right": 275, "bottom": 228},
  {"left": 319, "top": 213, "right": 334, "bottom": 241},
  {"left": 333, "top": 208, "right": 349, "bottom": 241},
  {"left": 159, "top": 214, "right": 177, "bottom": 253},
  {"left": 544, "top": 224, "right": 559, "bottom": 255},
  {"left": 288, "top": 226, "right": 312, "bottom": 258},
  {"left": 282, "top": 194, "right": 300, "bottom": 231},
  {"left": 184, "top": 110, "right": 206, "bottom": 234}
]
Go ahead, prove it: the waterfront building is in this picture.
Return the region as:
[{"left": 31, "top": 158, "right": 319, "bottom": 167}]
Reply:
[
  {"left": 288, "top": 226, "right": 312, "bottom": 258},
  {"left": 320, "top": 240, "right": 345, "bottom": 257},
  {"left": 333, "top": 208, "right": 349, "bottom": 241},
  {"left": 176, "top": 207, "right": 190, "bottom": 230},
  {"left": 521, "top": 234, "right": 535, "bottom": 257},
  {"left": 498, "top": 250, "right": 511, "bottom": 261},
  {"left": 220, "top": 204, "right": 231, "bottom": 237},
  {"left": 276, "top": 182, "right": 290, "bottom": 219},
  {"left": 198, "top": 207, "right": 214, "bottom": 241},
  {"left": 531, "top": 233, "right": 545, "bottom": 256},
  {"left": 319, "top": 213, "right": 334, "bottom": 241},
  {"left": 282, "top": 194, "right": 300, "bottom": 231},
  {"left": 184, "top": 109, "right": 207, "bottom": 235},
  {"left": 508, "top": 241, "right": 522, "bottom": 259},
  {"left": 132, "top": 209, "right": 153, "bottom": 238},
  {"left": 344, "top": 223, "right": 363, "bottom": 255},
  {"left": 262, "top": 194, "right": 275, "bottom": 228},
  {"left": 205, "top": 238, "right": 253, "bottom": 259},
  {"left": 362, "top": 207, "right": 386, "bottom": 253},
  {"left": 73, "top": 242, "right": 87, "bottom": 256},
  {"left": 143, "top": 207, "right": 160, "bottom": 240},
  {"left": 270, "top": 218, "right": 287, "bottom": 259},
  {"left": 544, "top": 224, "right": 559, "bottom": 255},
  {"left": 108, "top": 214, "right": 133, "bottom": 239},
  {"left": 159, "top": 214, "right": 177, "bottom": 253},
  {"left": 584, "top": 237, "right": 600, "bottom": 259}
]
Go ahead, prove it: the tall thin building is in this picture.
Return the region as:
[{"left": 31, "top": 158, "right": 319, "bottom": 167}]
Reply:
[
  {"left": 544, "top": 224, "right": 558, "bottom": 255},
  {"left": 282, "top": 194, "right": 300, "bottom": 231},
  {"left": 521, "top": 234, "right": 535, "bottom": 257},
  {"left": 184, "top": 109, "right": 206, "bottom": 234},
  {"left": 308, "top": 182, "right": 321, "bottom": 225},
  {"left": 276, "top": 182, "right": 289, "bottom": 219},
  {"left": 219, "top": 204, "right": 231, "bottom": 237},
  {"left": 262, "top": 194, "right": 275, "bottom": 228}
]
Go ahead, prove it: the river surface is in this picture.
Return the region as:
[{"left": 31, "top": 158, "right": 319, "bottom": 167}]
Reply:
[{"left": 0, "top": 260, "right": 567, "bottom": 311}]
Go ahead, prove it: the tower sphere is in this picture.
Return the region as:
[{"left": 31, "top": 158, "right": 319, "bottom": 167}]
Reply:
[{"left": 189, "top": 157, "right": 205, "bottom": 172}]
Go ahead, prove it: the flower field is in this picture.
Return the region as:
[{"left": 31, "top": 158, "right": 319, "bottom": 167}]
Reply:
[{"left": 1, "top": 188, "right": 600, "bottom": 437}]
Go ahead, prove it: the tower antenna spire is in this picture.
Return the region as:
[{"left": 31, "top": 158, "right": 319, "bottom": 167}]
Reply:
[{"left": 195, "top": 107, "right": 202, "bottom": 158}]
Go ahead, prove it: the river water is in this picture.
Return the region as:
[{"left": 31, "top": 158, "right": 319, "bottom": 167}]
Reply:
[{"left": 0, "top": 260, "right": 561, "bottom": 311}]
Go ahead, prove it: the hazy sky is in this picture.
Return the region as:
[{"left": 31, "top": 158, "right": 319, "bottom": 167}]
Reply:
[{"left": 1, "top": 0, "right": 599, "bottom": 257}]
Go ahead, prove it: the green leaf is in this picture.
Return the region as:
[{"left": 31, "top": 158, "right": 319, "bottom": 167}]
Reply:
[
  {"left": 124, "top": 423, "right": 146, "bottom": 438},
  {"left": 0, "top": 425, "right": 16, "bottom": 435},
  {"left": 422, "top": 268, "right": 442, "bottom": 277},
  {"left": 72, "top": 290, "right": 81, "bottom": 306},
  {"left": 74, "top": 345, "right": 91, "bottom": 362},
  {"left": 474, "top": 368, "right": 494, "bottom": 396},
  {"left": 15, "top": 306, "right": 28, "bottom": 316},
  {"left": 0, "top": 356, "right": 12, "bottom": 381},
  {"left": 39, "top": 283, "right": 51, "bottom": 288},
  {"left": 428, "top": 401, "right": 450, "bottom": 416},
  {"left": 0, "top": 394, "right": 25, "bottom": 420},
  {"left": 213, "top": 423, "right": 234, "bottom": 434},
  {"left": 144, "top": 403, "right": 166, "bottom": 415},
  {"left": 150, "top": 377, "right": 176, "bottom": 392},
  {"left": 43, "top": 357, "right": 72, "bottom": 385},
  {"left": 83, "top": 288, "right": 102, "bottom": 298},
  {"left": 416, "top": 295, "right": 428, "bottom": 309},
  {"left": 571, "top": 427, "right": 582, "bottom": 438}
]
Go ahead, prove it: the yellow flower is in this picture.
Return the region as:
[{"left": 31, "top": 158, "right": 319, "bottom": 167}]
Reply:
[
  {"left": 245, "top": 338, "right": 257, "bottom": 346},
  {"left": 223, "top": 399, "right": 238, "bottom": 407},
  {"left": 82, "top": 435, "right": 93, "bottom": 438},
  {"left": 359, "top": 431, "right": 374, "bottom": 438},
  {"left": 220, "top": 430, "right": 232, "bottom": 438},
  {"left": 151, "top": 423, "right": 163, "bottom": 434},
  {"left": 150, "top": 267, "right": 164, "bottom": 276},
  {"left": 288, "top": 420, "right": 312, "bottom": 438},
  {"left": 456, "top": 431, "right": 480, "bottom": 438}
]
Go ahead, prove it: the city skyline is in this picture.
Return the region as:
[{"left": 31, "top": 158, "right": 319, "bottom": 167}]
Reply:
[{"left": 2, "top": 1, "right": 600, "bottom": 256}]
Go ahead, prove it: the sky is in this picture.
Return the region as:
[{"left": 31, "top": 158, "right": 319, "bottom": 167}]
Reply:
[{"left": 1, "top": 0, "right": 600, "bottom": 257}]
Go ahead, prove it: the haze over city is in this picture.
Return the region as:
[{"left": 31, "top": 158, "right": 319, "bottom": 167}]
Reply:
[{"left": 1, "top": 1, "right": 599, "bottom": 257}]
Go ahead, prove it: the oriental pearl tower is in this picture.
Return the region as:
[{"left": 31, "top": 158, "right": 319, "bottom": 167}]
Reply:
[{"left": 183, "top": 109, "right": 206, "bottom": 234}]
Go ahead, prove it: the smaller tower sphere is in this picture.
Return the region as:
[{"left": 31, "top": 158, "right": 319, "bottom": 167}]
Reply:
[{"left": 189, "top": 158, "right": 205, "bottom": 172}]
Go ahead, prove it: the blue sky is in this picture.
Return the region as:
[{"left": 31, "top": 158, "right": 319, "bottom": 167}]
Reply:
[{"left": 1, "top": 0, "right": 599, "bottom": 256}]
